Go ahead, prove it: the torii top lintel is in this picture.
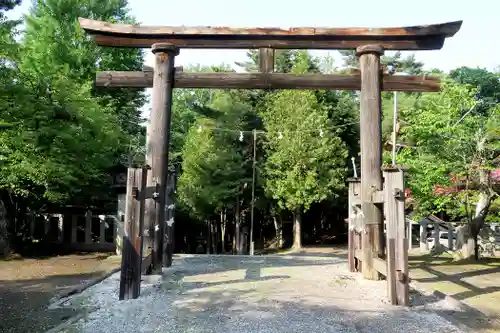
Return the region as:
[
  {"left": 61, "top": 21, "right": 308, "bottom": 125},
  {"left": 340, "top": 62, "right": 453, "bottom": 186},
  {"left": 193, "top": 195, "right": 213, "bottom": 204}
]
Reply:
[{"left": 78, "top": 18, "right": 462, "bottom": 51}]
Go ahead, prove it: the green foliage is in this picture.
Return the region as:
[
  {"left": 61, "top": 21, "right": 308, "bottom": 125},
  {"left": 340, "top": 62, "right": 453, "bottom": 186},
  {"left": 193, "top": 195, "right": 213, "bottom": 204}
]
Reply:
[
  {"left": 397, "top": 79, "right": 500, "bottom": 220},
  {"left": 235, "top": 49, "right": 320, "bottom": 74},
  {"left": 177, "top": 92, "right": 253, "bottom": 219},
  {"left": 177, "top": 51, "right": 357, "bottom": 226},
  {"left": 0, "top": 0, "right": 21, "bottom": 18},
  {"left": 0, "top": 0, "right": 145, "bottom": 205},
  {"left": 24, "top": 0, "right": 146, "bottom": 137},
  {"left": 4, "top": 0, "right": 498, "bottom": 249},
  {"left": 260, "top": 54, "right": 348, "bottom": 212},
  {"left": 170, "top": 64, "right": 235, "bottom": 169},
  {"left": 338, "top": 50, "right": 424, "bottom": 74},
  {"left": 449, "top": 67, "right": 500, "bottom": 115}
]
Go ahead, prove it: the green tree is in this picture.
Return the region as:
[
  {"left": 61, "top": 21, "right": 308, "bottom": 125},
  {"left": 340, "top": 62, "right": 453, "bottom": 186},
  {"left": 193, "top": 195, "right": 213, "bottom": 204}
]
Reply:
[
  {"left": 177, "top": 91, "right": 254, "bottom": 251},
  {"left": 235, "top": 49, "right": 319, "bottom": 74},
  {"left": 170, "top": 64, "right": 233, "bottom": 169},
  {"left": 449, "top": 66, "right": 500, "bottom": 113},
  {"left": 261, "top": 52, "right": 348, "bottom": 248},
  {"left": 0, "top": 0, "right": 145, "bottom": 252},
  {"left": 397, "top": 80, "right": 500, "bottom": 259},
  {"left": 338, "top": 50, "right": 424, "bottom": 74},
  {"left": 16, "top": 0, "right": 146, "bottom": 191},
  {"left": 0, "top": 0, "right": 21, "bottom": 16},
  {"left": 24, "top": 0, "right": 146, "bottom": 137},
  {"left": 0, "top": 0, "right": 22, "bottom": 255}
]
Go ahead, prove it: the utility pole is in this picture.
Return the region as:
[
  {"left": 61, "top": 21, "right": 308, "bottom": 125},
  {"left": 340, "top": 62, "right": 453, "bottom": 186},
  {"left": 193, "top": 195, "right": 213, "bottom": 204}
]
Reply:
[
  {"left": 249, "top": 129, "right": 257, "bottom": 256},
  {"left": 392, "top": 90, "right": 398, "bottom": 166},
  {"left": 387, "top": 64, "right": 398, "bottom": 166},
  {"left": 389, "top": 69, "right": 411, "bottom": 166}
]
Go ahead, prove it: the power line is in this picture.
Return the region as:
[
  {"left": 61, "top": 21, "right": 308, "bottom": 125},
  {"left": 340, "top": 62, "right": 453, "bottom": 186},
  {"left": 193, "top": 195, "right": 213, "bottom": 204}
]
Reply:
[{"left": 195, "top": 121, "right": 360, "bottom": 136}]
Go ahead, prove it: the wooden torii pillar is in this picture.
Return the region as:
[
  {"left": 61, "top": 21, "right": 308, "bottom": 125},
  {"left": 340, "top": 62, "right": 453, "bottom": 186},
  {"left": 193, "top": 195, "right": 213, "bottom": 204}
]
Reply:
[{"left": 78, "top": 18, "right": 462, "bottom": 299}]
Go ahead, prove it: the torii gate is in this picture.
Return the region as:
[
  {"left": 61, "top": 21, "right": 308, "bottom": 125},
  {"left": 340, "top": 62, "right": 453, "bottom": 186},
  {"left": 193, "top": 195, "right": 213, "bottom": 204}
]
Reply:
[{"left": 78, "top": 18, "right": 462, "bottom": 302}]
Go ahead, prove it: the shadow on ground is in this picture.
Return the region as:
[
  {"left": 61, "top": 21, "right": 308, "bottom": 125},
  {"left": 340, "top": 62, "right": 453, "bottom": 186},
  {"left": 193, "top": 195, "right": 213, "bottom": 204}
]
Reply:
[
  {"left": 163, "top": 288, "right": 471, "bottom": 333},
  {"left": 170, "top": 253, "right": 346, "bottom": 280},
  {"left": 163, "top": 253, "right": 496, "bottom": 332},
  {"left": 257, "top": 245, "right": 349, "bottom": 259},
  {"left": 171, "top": 247, "right": 500, "bottom": 332},
  {"left": 2, "top": 251, "right": 114, "bottom": 261},
  {"left": 0, "top": 271, "right": 113, "bottom": 333},
  {"left": 410, "top": 288, "right": 500, "bottom": 332},
  {"left": 120, "top": 258, "right": 480, "bottom": 332},
  {"left": 410, "top": 254, "right": 500, "bottom": 304},
  {"left": 0, "top": 253, "right": 120, "bottom": 333}
]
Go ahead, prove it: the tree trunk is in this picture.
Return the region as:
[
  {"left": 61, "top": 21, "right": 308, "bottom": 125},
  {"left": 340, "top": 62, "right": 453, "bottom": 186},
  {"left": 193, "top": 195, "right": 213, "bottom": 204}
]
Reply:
[
  {"left": 292, "top": 207, "right": 302, "bottom": 249},
  {"left": 273, "top": 216, "right": 283, "bottom": 248},
  {"left": 220, "top": 210, "right": 226, "bottom": 253},
  {"left": 211, "top": 221, "right": 217, "bottom": 254},
  {"left": 232, "top": 221, "right": 237, "bottom": 254},
  {"left": 206, "top": 220, "right": 211, "bottom": 254},
  {"left": 459, "top": 169, "right": 492, "bottom": 260},
  {"left": 0, "top": 199, "right": 11, "bottom": 257},
  {"left": 234, "top": 198, "right": 241, "bottom": 254}
]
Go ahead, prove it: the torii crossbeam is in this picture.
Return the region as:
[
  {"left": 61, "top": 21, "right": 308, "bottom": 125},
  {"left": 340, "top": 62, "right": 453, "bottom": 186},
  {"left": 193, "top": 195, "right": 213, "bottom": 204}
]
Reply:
[
  {"left": 78, "top": 18, "right": 462, "bottom": 303},
  {"left": 79, "top": 18, "right": 461, "bottom": 50}
]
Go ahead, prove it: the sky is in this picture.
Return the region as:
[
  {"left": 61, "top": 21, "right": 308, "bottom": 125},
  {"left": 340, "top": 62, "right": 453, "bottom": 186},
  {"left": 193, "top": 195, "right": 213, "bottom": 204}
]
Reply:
[{"left": 7, "top": 0, "right": 500, "bottom": 117}]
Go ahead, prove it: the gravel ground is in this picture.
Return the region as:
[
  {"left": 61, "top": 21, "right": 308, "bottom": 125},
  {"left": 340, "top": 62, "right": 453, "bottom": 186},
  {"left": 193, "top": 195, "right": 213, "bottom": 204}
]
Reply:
[
  {"left": 0, "top": 253, "right": 120, "bottom": 333},
  {"left": 51, "top": 254, "right": 469, "bottom": 333}
]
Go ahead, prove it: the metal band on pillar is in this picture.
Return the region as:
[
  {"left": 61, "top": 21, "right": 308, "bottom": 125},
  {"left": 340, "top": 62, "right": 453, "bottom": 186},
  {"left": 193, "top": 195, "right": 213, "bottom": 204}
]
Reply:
[{"left": 164, "top": 170, "right": 176, "bottom": 267}]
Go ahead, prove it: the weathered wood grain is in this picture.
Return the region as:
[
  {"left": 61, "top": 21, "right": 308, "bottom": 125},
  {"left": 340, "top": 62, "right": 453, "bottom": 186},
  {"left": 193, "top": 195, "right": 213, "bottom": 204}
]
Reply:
[
  {"left": 149, "top": 43, "right": 178, "bottom": 273},
  {"left": 259, "top": 48, "right": 274, "bottom": 73},
  {"left": 95, "top": 71, "right": 441, "bottom": 92},
  {"left": 119, "top": 168, "right": 142, "bottom": 300},
  {"left": 79, "top": 18, "right": 462, "bottom": 50},
  {"left": 358, "top": 45, "right": 384, "bottom": 281}
]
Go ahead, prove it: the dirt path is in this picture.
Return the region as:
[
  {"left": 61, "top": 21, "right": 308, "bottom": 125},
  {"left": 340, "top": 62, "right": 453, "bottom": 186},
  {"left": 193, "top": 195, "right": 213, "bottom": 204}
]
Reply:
[{"left": 0, "top": 253, "right": 121, "bottom": 333}]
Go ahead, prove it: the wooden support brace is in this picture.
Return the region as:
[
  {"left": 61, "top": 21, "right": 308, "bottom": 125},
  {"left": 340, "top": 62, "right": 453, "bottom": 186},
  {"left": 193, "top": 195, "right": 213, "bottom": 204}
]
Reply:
[
  {"left": 348, "top": 179, "right": 362, "bottom": 271},
  {"left": 119, "top": 168, "right": 143, "bottom": 300},
  {"left": 132, "top": 184, "right": 159, "bottom": 200},
  {"left": 349, "top": 190, "right": 384, "bottom": 205},
  {"left": 387, "top": 238, "right": 397, "bottom": 305},
  {"left": 383, "top": 167, "right": 409, "bottom": 306},
  {"left": 373, "top": 257, "right": 387, "bottom": 276},
  {"left": 397, "top": 238, "right": 410, "bottom": 306},
  {"left": 136, "top": 165, "right": 149, "bottom": 280},
  {"left": 259, "top": 48, "right": 274, "bottom": 73},
  {"left": 348, "top": 229, "right": 356, "bottom": 272},
  {"left": 372, "top": 190, "right": 384, "bottom": 204}
]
